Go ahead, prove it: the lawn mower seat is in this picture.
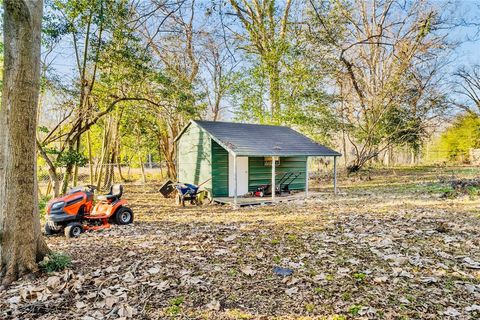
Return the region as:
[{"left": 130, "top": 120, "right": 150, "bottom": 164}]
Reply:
[{"left": 97, "top": 184, "right": 123, "bottom": 202}]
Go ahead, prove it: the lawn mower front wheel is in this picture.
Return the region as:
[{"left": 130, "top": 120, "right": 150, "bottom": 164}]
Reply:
[
  {"left": 114, "top": 206, "right": 134, "bottom": 225},
  {"left": 64, "top": 222, "right": 83, "bottom": 238},
  {"left": 44, "top": 223, "right": 61, "bottom": 236}
]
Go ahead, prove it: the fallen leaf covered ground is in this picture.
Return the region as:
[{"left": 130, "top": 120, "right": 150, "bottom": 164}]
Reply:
[{"left": 1, "top": 166, "right": 479, "bottom": 319}]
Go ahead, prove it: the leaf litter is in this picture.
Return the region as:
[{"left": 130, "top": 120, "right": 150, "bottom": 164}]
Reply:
[{"left": 0, "top": 178, "right": 479, "bottom": 319}]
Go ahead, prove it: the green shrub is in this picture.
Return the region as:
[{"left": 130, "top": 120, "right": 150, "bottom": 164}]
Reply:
[
  {"left": 430, "top": 114, "right": 480, "bottom": 163},
  {"left": 39, "top": 252, "right": 72, "bottom": 273}
]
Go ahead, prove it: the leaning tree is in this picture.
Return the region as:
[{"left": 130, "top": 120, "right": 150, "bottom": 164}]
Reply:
[{"left": 0, "top": 0, "right": 50, "bottom": 286}]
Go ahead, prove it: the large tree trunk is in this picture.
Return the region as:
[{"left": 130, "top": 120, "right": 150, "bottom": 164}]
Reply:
[
  {"left": 113, "top": 113, "right": 125, "bottom": 182},
  {"left": 37, "top": 143, "right": 61, "bottom": 197},
  {"left": 96, "top": 116, "right": 113, "bottom": 191},
  {"left": 0, "top": 0, "right": 50, "bottom": 287},
  {"left": 268, "top": 62, "right": 281, "bottom": 120},
  {"left": 160, "top": 138, "right": 177, "bottom": 180},
  {"left": 61, "top": 142, "right": 74, "bottom": 194},
  {"left": 87, "top": 130, "right": 94, "bottom": 185},
  {"left": 72, "top": 134, "right": 81, "bottom": 186},
  {"left": 135, "top": 126, "right": 147, "bottom": 183}
]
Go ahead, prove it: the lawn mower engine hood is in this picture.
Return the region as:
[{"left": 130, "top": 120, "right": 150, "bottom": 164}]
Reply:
[{"left": 47, "top": 187, "right": 94, "bottom": 222}]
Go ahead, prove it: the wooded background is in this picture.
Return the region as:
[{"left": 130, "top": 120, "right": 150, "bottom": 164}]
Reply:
[{"left": 2, "top": 0, "right": 480, "bottom": 197}]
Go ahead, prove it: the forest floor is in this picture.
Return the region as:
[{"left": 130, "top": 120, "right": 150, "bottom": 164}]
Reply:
[{"left": 1, "top": 165, "right": 480, "bottom": 319}]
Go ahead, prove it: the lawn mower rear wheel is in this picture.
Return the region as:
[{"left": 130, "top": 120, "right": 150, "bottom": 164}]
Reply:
[{"left": 114, "top": 206, "right": 134, "bottom": 225}]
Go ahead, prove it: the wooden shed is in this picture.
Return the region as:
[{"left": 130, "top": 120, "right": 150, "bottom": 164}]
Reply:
[{"left": 174, "top": 120, "right": 341, "bottom": 205}]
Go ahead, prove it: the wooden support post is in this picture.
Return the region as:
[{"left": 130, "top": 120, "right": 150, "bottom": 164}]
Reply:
[
  {"left": 333, "top": 156, "right": 337, "bottom": 195},
  {"left": 233, "top": 154, "right": 238, "bottom": 207},
  {"left": 305, "top": 156, "right": 309, "bottom": 199},
  {"left": 271, "top": 156, "right": 276, "bottom": 202}
]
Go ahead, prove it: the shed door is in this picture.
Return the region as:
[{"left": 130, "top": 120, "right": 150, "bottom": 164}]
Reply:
[{"left": 228, "top": 155, "right": 249, "bottom": 197}]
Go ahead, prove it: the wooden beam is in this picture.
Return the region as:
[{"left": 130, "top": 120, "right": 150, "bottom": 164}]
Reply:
[
  {"left": 305, "top": 156, "right": 309, "bottom": 198},
  {"left": 333, "top": 156, "right": 337, "bottom": 195},
  {"left": 233, "top": 154, "right": 238, "bottom": 207},
  {"left": 271, "top": 156, "right": 276, "bottom": 201}
]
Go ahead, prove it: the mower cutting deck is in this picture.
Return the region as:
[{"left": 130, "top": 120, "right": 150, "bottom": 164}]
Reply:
[{"left": 45, "top": 184, "right": 133, "bottom": 238}]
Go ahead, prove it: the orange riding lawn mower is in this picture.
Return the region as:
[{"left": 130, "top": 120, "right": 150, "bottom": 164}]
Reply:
[{"left": 45, "top": 184, "right": 133, "bottom": 238}]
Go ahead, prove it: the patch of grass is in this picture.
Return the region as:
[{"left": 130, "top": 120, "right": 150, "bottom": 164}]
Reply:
[
  {"left": 326, "top": 274, "right": 335, "bottom": 281},
  {"left": 170, "top": 296, "right": 184, "bottom": 306},
  {"left": 305, "top": 303, "right": 315, "bottom": 313},
  {"left": 444, "top": 279, "right": 455, "bottom": 291},
  {"left": 423, "top": 183, "right": 454, "bottom": 194},
  {"left": 286, "top": 234, "right": 298, "bottom": 242},
  {"left": 353, "top": 272, "right": 366, "bottom": 281},
  {"left": 39, "top": 252, "right": 72, "bottom": 273},
  {"left": 167, "top": 296, "right": 184, "bottom": 316},
  {"left": 466, "top": 186, "right": 480, "bottom": 198},
  {"left": 348, "top": 304, "right": 362, "bottom": 316},
  {"left": 225, "top": 309, "right": 254, "bottom": 319},
  {"left": 228, "top": 268, "right": 238, "bottom": 277},
  {"left": 313, "top": 287, "right": 323, "bottom": 294},
  {"left": 331, "top": 316, "right": 347, "bottom": 320},
  {"left": 167, "top": 305, "right": 181, "bottom": 316},
  {"left": 270, "top": 239, "right": 280, "bottom": 245},
  {"left": 342, "top": 292, "right": 351, "bottom": 301}
]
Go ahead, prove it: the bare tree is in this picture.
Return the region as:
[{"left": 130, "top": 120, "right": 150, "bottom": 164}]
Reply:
[
  {"left": 453, "top": 65, "right": 480, "bottom": 115},
  {"left": 308, "top": 0, "right": 452, "bottom": 171},
  {"left": 138, "top": 0, "right": 204, "bottom": 179},
  {"left": 0, "top": 0, "right": 50, "bottom": 287},
  {"left": 200, "top": 34, "right": 239, "bottom": 121}
]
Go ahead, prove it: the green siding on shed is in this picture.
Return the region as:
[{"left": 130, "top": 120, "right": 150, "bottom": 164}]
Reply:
[
  {"left": 211, "top": 140, "right": 229, "bottom": 197},
  {"left": 248, "top": 156, "right": 307, "bottom": 192},
  {"left": 176, "top": 122, "right": 312, "bottom": 197},
  {"left": 177, "top": 124, "right": 212, "bottom": 192}
]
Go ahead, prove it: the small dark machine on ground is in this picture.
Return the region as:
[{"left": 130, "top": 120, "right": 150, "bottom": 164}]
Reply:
[
  {"left": 254, "top": 172, "right": 301, "bottom": 197},
  {"left": 159, "top": 179, "right": 212, "bottom": 206},
  {"left": 45, "top": 184, "right": 133, "bottom": 238}
]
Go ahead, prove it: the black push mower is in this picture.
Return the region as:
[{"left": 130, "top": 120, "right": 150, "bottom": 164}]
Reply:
[{"left": 253, "top": 172, "right": 301, "bottom": 197}]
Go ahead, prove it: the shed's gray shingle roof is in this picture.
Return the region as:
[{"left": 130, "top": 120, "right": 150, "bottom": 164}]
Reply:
[{"left": 186, "top": 120, "right": 340, "bottom": 157}]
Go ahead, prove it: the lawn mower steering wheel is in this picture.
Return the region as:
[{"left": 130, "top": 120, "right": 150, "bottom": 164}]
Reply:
[{"left": 86, "top": 185, "right": 97, "bottom": 192}]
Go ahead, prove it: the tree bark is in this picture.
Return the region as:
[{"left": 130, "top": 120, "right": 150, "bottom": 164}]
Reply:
[
  {"left": 87, "top": 130, "right": 94, "bottom": 185},
  {"left": 0, "top": 0, "right": 50, "bottom": 287},
  {"left": 268, "top": 62, "right": 281, "bottom": 119},
  {"left": 60, "top": 142, "right": 75, "bottom": 194},
  {"left": 72, "top": 134, "right": 81, "bottom": 186},
  {"left": 96, "top": 118, "right": 112, "bottom": 191},
  {"left": 135, "top": 126, "right": 147, "bottom": 183},
  {"left": 37, "top": 142, "right": 61, "bottom": 197}
]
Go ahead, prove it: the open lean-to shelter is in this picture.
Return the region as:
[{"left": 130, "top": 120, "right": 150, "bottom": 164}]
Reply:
[{"left": 174, "top": 120, "right": 341, "bottom": 206}]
